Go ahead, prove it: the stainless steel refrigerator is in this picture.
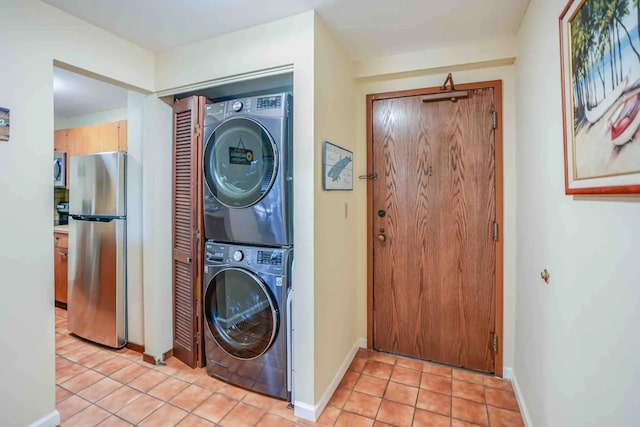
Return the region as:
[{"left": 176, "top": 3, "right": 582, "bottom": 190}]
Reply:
[{"left": 68, "top": 151, "right": 127, "bottom": 348}]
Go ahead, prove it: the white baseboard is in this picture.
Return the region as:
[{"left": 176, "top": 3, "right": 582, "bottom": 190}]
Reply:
[
  {"left": 293, "top": 337, "right": 366, "bottom": 422},
  {"left": 503, "top": 367, "right": 533, "bottom": 427},
  {"left": 27, "top": 410, "right": 60, "bottom": 427}
]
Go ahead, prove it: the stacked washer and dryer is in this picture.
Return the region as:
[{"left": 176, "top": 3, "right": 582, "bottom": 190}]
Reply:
[{"left": 202, "top": 93, "right": 293, "bottom": 400}]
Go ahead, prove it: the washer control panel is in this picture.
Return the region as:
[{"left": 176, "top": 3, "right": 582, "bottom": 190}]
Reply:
[
  {"left": 231, "top": 101, "right": 243, "bottom": 112},
  {"left": 205, "top": 242, "right": 291, "bottom": 276}
]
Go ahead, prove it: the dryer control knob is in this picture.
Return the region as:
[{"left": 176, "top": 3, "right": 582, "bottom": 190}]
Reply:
[
  {"left": 233, "top": 250, "right": 244, "bottom": 262},
  {"left": 232, "top": 101, "right": 243, "bottom": 112}
]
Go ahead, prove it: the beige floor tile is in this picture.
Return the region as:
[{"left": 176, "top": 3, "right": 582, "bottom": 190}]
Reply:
[
  {"left": 256, "top": 412, "right": 295, "bottom": 427},
  {"left": 375, "top": 399, "right": 415, "bottom": 427},
  {"left": 97, "top": 415, "right": 135, "bottom": 426},
  {"left": 95, "top": 385, "right": 142, "bottom": 413},
  {"left": 343, "top": 390, "right": 382, "bottom": 419},
  {"left": 452, "top": 380, "right": 485, "bottom": 403},
  {"left": 218, "top": 402, "right": 265, "bottom": 427},
  {"left": 334, "top": 411, "right": 374, "bottom": 427},
  {"left": 176, "top": 414, "right": 216, "bottom": 426},
  {"left": 61, "top": 369, "right": 106, "bottom": 393},
  {"left": 192, "top": 393, "right": 237, "bottom": 423},
  {"left": 452, "top": 397, "right": 489, "bottom": 426},
  {"left": 485, "top": 388, "right": 519, "bottom": 411},
  {"left": 169, "top": 384, "right": 213, "bottom": 412},
  {"left": 416, "top": 389, "right": 451, "bottom": 416},
  {"left": 128, "top": 369, "right": 170, "bottom": 392},
  {"left": 412, "top": 408, "right": 450, "bottom": 427},
  {"left": 57, "top": 395, "right": 91, "bottom": 421},
  {"left": 116, "top": 394, "right": 164, "bottom": 425},
  {"left": 389, "top": 365, "right": 421, "bottom": 388},
  {"left": 78, "top": 377, "right": 123, "bottom": 402},
  {"left": 138, "top": 403, "right": 189, "bottom": 426},
  {"left": 148, "top": 376, "right": 191, "bottom": 401},
  {"left": 63, "top": 404, "right": 110, "bottom": 427},
  {"left": 54, "top": 309, "right": 524, "bottom": 427}
]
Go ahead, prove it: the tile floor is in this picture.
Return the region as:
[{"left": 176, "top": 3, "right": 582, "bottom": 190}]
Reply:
[{"left": 55, "top": 307, "right": 524, "bottom": 426}]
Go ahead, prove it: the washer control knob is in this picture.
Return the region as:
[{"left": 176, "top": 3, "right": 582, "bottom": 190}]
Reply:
[
  {"left": 232, "top": 101, "right": 243, "bottom": 112},
  {"left": 233, "top": 250, "right": 244, "bottom": 262}
]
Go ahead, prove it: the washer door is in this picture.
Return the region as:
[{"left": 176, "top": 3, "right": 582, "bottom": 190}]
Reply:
[
  {"left": 204, "top": 117, "right": 277, "bottom": 208},
  {"left": 204, "top": 267, "right": 278, "bottom": 360}
]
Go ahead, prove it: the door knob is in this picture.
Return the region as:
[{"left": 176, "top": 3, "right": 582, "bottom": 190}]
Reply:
[{"left": 377, "top": 228, "right": 386, "bottom": 242}]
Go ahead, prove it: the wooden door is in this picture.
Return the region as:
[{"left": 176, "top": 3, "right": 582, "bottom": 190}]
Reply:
[
  {"left": 369, "top": 82, "right": 503, "bottom": 374},
  {"left": 172, "top": 96, "right": 209, "bottom": 368}
]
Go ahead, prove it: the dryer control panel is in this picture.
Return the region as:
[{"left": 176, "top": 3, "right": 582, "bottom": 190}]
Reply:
[{"left": 205, "top": 241, "right": 291, "bottom": 276}]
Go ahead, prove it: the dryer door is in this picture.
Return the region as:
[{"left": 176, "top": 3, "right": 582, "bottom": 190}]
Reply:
[
  {"left": 204, "top": 267, "right": 278, "bottom": 360},
  {"left": 203, "top": 117, "right": 277, "bottom": 208}
]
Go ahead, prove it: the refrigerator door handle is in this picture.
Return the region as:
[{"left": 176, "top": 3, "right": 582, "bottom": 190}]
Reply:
[{"left": 70, "top": 215, "right": 116, "bottom": 222}]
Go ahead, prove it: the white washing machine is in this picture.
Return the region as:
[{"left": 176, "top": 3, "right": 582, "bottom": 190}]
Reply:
[
  {"left": 202, "top": 93, "right": 293, "bottom": 247},
  {"left": 203, "top": 241, "right": 293, "bottom": 400}
]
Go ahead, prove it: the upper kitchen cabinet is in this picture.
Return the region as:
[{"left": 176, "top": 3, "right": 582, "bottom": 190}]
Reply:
[
  {"left": 66, "top": 120, "right": 127, "bottom": 157},
  {"left": 54, "top": 129, "right": 67, "bottom": 153}
]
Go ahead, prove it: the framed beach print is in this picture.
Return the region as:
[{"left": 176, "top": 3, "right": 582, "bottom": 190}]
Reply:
[
  {"left": 322, "top": 141, "right": 353, "bottom": 190},
  {"left": 560, "top": 0, "right": 640, "bottom": 194}
]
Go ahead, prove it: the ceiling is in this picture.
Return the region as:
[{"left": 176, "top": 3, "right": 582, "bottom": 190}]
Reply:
[
  {"left": 42, "top": 0, "right": 530, "bottom": 60},
  {"left": 48, "top": 0, "right": 530, "bottom": 118},
  {"left": 53, "top": 67, "right": 129, "bottom": 118}
]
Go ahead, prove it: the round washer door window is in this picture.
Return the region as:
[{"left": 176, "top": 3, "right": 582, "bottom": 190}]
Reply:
[
  {"left": 204, "top": 268, "right": 278, "bottom": 360},
  {"left": 204, "top": 117, "right": 277, "bottom": 208}
]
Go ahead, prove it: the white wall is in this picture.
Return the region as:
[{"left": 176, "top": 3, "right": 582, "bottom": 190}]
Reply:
[
  {"left": 141, "top": 96, "right": 174, "bottom": 360},
  {"left": 155, "top": 11, "right": 318, "bottom": 411},
  {"left": 0, "top": 1, "right": 154, "bottom": 425},
  {"left": 54, "top": 107, "right": 127, "bottom": 130},
  {"left": 515, "top": 1, "right": 640, "bottom": 426},
  {"left": 126, "top": 92, "right": 146, "bottom": 346},
  {"left": 313, "top": 14, "right": 358, "bottom": 404},
  {"left": 355, "top": 52, "right": 518, "bottom": 370}
]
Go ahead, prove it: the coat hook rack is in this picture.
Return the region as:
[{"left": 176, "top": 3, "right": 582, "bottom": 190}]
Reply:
[
  {"left": 422, "top": 73, "right": 469, "bottom": 103},
  {"left": 441, "top": 72, "right": 456, "bottom": 91}
]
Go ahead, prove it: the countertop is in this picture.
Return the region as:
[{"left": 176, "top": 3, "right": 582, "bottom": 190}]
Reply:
[{"left": 54, "top": 225, "right": 69, "bottom": 234}]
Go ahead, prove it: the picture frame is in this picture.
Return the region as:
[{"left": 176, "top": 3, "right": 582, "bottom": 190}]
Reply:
[
  {"left": 560, "top": 0, "right": 640, "bottom": 194},
  {"left": 0, "top": 107, "right": 9, "bottom": 142},
  {"left": 322, "top": 141, "right": 353, "bottom": 191}
]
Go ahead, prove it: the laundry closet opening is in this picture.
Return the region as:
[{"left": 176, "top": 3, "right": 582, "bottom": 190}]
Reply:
[{"left": 168, "top": 71, "right": 295, "bottom": 401}]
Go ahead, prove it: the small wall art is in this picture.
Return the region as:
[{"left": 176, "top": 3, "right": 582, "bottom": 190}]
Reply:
[
  {"left": 0, "top": 107, "right": 9, "bottom": 142},
  {"left": 560, "top": 0, "right": 640, "bottom": 194},
  {"left": 323, "top": 141, "right": 353, "bottom": 191}
]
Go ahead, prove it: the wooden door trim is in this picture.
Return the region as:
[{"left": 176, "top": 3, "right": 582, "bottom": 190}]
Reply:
[{"left": 365, "top": 80, "right": 504, "bottom": 377}]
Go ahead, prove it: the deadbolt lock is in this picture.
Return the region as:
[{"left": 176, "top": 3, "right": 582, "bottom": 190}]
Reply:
[{"left": 377, "top": 228, "right": 386, "bottom": 242}]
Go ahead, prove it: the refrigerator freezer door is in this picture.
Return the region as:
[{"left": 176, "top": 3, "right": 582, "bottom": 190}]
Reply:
[
  {"left": 68, "top": 217, "right": 126, "bottom": 348},
  {"left": 69, "top": 152, "right": 126, "bottom": 217}
]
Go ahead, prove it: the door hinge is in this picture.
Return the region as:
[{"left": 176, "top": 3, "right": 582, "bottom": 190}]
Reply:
[
  {"left": 492, "top": 111, "right": 497, "bottom": 129},
  {"left": 492, "top": 333, "right": 498, "bottom": 353},
  {"left": 195, "top": 123, "right": 201, "bottom": 137},
  {"left": 493, "top": 222, "right": 499, "bottom": 241}
]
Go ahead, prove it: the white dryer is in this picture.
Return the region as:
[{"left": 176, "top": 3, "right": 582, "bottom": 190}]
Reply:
[{"left": 202, "top": 93, "right": 292, "bottom": 247}]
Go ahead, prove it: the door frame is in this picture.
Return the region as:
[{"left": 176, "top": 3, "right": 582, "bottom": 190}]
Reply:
[{"left": 365, "top": 80, "right": 504, "bottom": 376}]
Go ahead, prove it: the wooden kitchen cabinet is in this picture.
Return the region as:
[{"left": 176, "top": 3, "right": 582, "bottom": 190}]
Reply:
[
  {"left": 54, "top": 129, "right": 67, "bottom": 153},
  {"left": 63, "top": 120, "right": 127, "bottom": 188},
  {"left": 67, "top": 121, "right": 121, "bottom": 156},
  {"left": 54, "top": 231, "right": 69, "bottom": 307}
]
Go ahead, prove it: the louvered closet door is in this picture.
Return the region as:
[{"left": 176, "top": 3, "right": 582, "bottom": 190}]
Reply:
[{"left": 172, "top": 96, "right": 209, "bottom": 368}]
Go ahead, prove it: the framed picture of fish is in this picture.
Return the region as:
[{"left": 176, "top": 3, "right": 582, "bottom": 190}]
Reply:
[
  {"left": 560, "top": 0, "right": 640, "bottom": 194},
  {"left": 323, "top": 141, "right": 353, "bottom": 191}
]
